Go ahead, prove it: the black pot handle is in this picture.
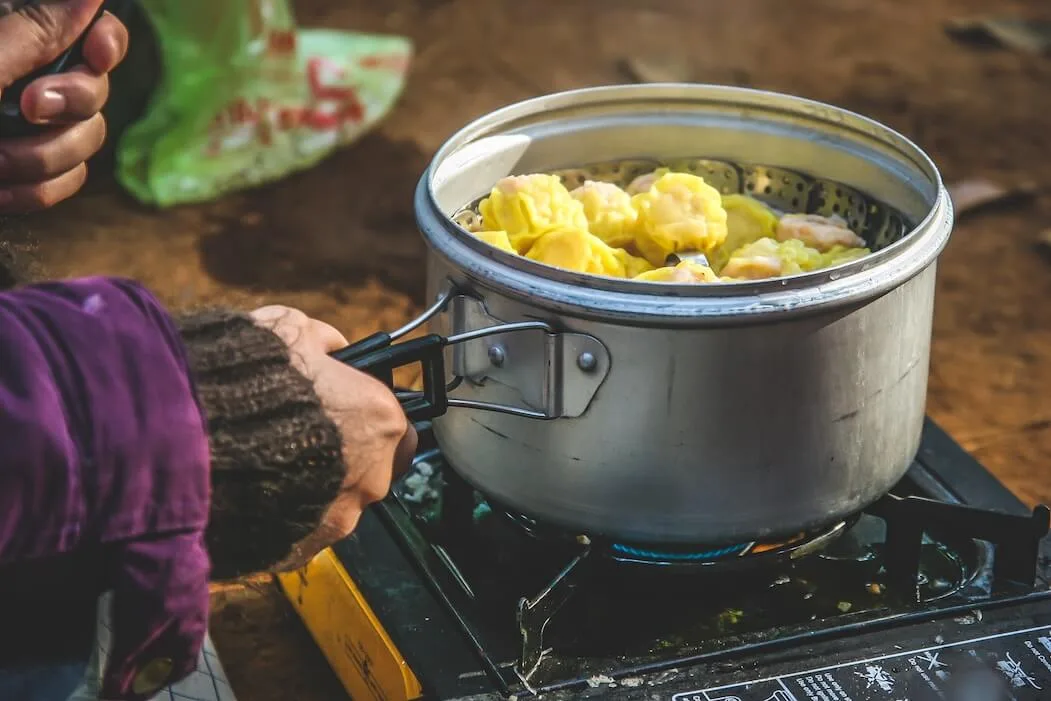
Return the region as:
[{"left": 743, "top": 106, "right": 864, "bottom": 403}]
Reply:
[
  {"left": 329, "top": 289, "right": 567, "bottom": 423},
  {"left": 329, "top": 293, "right": 452, "bottom": 422},
  {"left": 336, "top": 332, "right": 451, "bottom": 423}
]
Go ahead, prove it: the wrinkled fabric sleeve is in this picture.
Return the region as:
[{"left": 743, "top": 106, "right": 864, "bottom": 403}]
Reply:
[
  {"left": 0, "top": 277, "right": 211, "bottom": 700},
  {"left": 102, "top": 532, "right": 210, "bottom": 699}
]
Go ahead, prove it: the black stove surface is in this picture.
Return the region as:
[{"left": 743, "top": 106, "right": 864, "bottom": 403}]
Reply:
[{"left": 331, "top": 419, "right": 1051, "bottom": 700}]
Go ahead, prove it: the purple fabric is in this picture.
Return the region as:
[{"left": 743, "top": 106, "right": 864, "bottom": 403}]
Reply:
[{"left": 0, "top": 277, "right": 211, "bottom": 699}]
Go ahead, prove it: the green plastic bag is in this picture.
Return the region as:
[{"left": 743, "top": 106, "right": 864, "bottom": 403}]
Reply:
[{"left": 117, "top": 0, "right": 411, "bottom": 207}]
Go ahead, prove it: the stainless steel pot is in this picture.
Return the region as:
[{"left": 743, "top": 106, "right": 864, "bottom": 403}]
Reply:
[{"left": 344, "top": 84, "right": 954, "bottom": 547}]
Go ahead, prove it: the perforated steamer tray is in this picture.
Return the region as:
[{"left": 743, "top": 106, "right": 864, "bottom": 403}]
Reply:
[{"left": 454, "top": 157, "right": 912, "bottom": 255}]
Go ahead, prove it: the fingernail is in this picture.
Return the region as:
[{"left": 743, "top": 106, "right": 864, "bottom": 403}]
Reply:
[
  {"left": 110, "top": 31, "right": 129, "bottom": 66},
  {"left": 35, "top": 90, "right": 67, "bottom": 121}
]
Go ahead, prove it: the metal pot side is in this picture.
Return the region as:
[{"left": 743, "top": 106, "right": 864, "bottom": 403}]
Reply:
[{"left": 414, "top": 84, "right": 953, "bottom": 546}]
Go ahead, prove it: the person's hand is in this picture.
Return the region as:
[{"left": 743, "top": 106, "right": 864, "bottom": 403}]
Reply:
[
  {"left": 0, "top": 0, "right": 129, "bottom": 213},
  {"left": 249, "top": 305, "right": 418, "bottom": 570}
]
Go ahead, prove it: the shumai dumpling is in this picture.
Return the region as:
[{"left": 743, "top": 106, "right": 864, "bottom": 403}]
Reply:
[
  {"left": 709, "top": 194, "right": 780, "bottom": 273},
  {"left": 526, "top": 226, "right": 627, "bottom": 277},
  {"left": 816, "top": 245, "right": 870, "bottom": 269},
  {"left": 634, "top": 260, "right": 720, "bottom": 283},
  {"left": 613, "top": 248, "right": 655, "bottom": 278},
  {"left": 720, "top": 237, "right": 825, "bottom": 280},
  {"left": 625, "top": 168, "right": 670, "bottom": 196},
  {"left": 775, "top": 213, "right": 866, "bottom": 252},
  {"left": 472, "top": 230, "right": 516, "bottom": 254},
  {"left": 570, "top": 180, "right": 638, "bottom": 248},
  {"left": 479, "top": 174, "right": 588, "bottom": 254},
  {"left": 631, "top": 172, "right": 729, "bottom": 267}
]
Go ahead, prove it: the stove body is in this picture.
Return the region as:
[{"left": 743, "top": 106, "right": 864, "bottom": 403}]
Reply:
[{"left": 277, "top": 419, "right": 1051, "bottom": 701}]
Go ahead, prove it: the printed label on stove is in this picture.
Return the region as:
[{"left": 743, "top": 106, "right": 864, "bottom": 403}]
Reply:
[{"left": 672, "top": 626, "right": 1051, "bottom": 701}]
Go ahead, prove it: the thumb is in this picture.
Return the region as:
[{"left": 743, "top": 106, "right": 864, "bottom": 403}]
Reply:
[{"left": 0, "top": 0, "right": 104, "bottom": 90}]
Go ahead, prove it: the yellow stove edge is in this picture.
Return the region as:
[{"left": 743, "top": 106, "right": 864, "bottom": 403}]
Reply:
[{"left": 277, "top": 547, "right": 424, "bottom": 701}]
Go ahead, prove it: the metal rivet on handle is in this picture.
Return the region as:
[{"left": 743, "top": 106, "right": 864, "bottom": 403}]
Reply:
[
  {"left": 577, "top": 352, "right": 597, "bottom": 372},
  {"left": 488, "top": 345, "right": 506, "bottom": 367}
]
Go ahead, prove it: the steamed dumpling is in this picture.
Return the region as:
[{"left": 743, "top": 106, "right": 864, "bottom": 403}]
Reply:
[
  {"left": 775, "top": 213, "right": 866, "bottom": 252},
  {"left": 472, "top": 230, "right": 515, "bottom": 254},
  {"left": 631, "top": 173, "right": 729, "bottom": 266},
  {"left": 479, "top": 174, "right": 588, "bottom": 254},
  {"left": 625, "top": 168, "right": 670, "bottom": 196},
  {"left": 710, "top": 194, "right": 780, "bottom": 273},
  {"left": 720, "top": 238, "right": 824, "bottom": 280},
  {"left": 634, "top": 260, "right": 719, "bottom": 283},
  {"left": 613, "top": 248, "right": 655, "bottom": 277},
  {"left": 526, "top": 226, "right": 627, "bottom": 277},
  {"left": 570, "top": 180, "right": 638, "bottom": 248}
]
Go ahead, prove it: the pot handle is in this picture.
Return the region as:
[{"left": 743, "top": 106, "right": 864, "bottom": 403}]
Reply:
[{"left": 330, "top": 289, "right": 606, "bottom": 422}]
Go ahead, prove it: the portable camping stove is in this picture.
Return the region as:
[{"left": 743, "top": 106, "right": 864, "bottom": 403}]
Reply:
[{"left": 277, "top": 418, "right": 1051, "bottom": 701}]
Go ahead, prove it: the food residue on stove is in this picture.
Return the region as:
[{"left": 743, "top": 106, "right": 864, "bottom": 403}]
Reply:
[
  {"left": 716, "top": 608, "right": 744, "bottom": 630},
  {"left": 455, "top": 168, "right": 871, "bottom": 283},
  {"left": 400, "top": 460, "right": 439, "bottom": 504},
  {"left": 586, "top": 674, "right": 616, "bottom": 688}
]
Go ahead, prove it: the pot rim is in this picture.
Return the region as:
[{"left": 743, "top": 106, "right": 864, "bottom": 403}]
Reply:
[{"left": 416, "top": 84, "right": 954, "bottom": 323}]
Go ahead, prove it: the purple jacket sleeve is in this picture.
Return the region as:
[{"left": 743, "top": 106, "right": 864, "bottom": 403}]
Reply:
[{"left": 0, "top": 277, "right": 211, "bottom": 699}]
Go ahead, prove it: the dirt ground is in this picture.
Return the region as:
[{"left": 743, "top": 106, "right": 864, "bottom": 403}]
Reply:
[{"left": 19, "top": 0, "right": 1051, "bottom": 697}]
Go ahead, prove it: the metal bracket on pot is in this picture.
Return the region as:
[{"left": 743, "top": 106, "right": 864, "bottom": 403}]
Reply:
[
  {"left": 446, "top": 294, "right": 611, "bottom": 419},
  {"left": 330, "top": 286, "right": 611, "bottom": 421}
]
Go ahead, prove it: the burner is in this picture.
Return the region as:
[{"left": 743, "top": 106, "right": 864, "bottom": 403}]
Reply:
[
  {"left": 496, "top": 504, "right": 852, "bottom": 571},
  {"left": 609, "top": 541, "right": 751, "bottom": 562},
  {"left": 607, "top": 524, "right": 846, "bottom": 567}
]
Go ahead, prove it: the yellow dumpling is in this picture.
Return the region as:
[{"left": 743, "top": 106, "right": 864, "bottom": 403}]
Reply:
[
  {"left": 709, "top": 195, "right": 780, "bottom": 273},
  {"left": 776, "top": 213, "right": 866, "bottom": 252},
  {"left": 526, "top": 227, "right": 627, "bottom": 277},
  {"left": 817, "top": 245, "right": 870, "bottom": 269},
  {"left": 613, "top": 248, "right": 655, "bottom": 278},
  {"left": 472, "top": 230, "right": 515, "bottom": 254},
  {"left": 479, "top": 175, "right": 588, "bottom": 254},
  {"left": 570, "top": 181, "right": 638, "bottom": 248},
  {"left": 720, "top": 237, "right": 825, "bottom": 280},
  {"left": 634, "top": 260, "right": 719, "bottom": 283},
  {"left": 631, "top": 173, "right": 729, "bottom": 267},
  {"left": 625, "top": 168, "right": 670, "bottom": 196}
]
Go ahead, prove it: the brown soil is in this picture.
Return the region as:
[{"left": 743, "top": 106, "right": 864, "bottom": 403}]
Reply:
[{"left": 20, "top": 0, "right": 1051, "bottom": 697}]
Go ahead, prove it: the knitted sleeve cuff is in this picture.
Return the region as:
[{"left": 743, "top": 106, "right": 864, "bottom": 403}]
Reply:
[{"left": 175, "top": 311, "right": 345, "bottom": 580}]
